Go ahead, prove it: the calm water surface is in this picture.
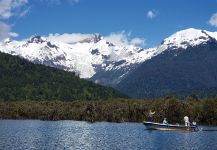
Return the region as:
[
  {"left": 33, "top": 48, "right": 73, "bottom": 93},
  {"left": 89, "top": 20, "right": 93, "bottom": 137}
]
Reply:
[{"left": 0, "top": 120, "right": 217, "bottom": 150}]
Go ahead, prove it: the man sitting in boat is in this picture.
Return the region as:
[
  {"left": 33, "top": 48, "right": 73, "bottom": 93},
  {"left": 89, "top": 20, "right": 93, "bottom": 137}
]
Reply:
[
  {"left": 147, "top": 110, "right": 155, "bottom": 122},
  {"left": 184, "top": 116, "right": 190, "bottom": 126},
  {"left": 163, "top": 118, "right": 168, "bottom": 124}
]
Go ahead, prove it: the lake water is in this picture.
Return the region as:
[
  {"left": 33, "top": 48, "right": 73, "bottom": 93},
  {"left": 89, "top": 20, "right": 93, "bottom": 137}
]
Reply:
[{"left": 0, "top": 120, "right": 217, "bottom": 150}]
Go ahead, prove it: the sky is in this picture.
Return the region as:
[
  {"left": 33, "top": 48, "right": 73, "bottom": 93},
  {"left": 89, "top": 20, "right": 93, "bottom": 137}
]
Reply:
[{"left": 0, "top": 0, "right": 217, "bottom": 48}]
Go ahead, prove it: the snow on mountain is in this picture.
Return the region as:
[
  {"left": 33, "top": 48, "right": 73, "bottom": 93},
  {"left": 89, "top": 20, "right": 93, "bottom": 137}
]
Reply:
[
  {"left": 0, "top": 28, "right": 216, "bottom": 85},
  {"left": 0, "top": 33, "right": 158, "bottom": 79},
  {"left": 160, "top": 28, "right": 217, "bottom": 50},
  {"left": 116, "top": 28, "right": 217, "bottom": 98}
]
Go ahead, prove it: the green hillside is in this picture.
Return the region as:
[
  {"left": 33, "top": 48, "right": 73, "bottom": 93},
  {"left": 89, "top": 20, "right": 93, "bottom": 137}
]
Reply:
[{"left": 0, "top": 52, "right": 128, "bottom": 101}]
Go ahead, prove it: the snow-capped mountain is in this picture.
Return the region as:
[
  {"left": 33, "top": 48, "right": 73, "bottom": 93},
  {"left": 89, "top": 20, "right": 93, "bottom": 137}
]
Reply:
[
  {"left": 1, "top": 28, "right": 217, "bottom": 98},
  {"left": 159, "top": 28, "right": 217, "bottom": 51},
  {"left": 0, "top": 33, "right": 158, "bottom": 85},
  {"left": 116, "top": 28, "right": 217, "bottom": 98}
]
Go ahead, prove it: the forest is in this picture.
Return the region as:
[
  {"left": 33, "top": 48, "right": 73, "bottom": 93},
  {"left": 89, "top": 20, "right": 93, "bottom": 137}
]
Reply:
[
  {"left": 0, "top": 52, "right": 216, "bottom": 125},
  {"left": 0, "top": 52, "right": 128, "bottom": 101},
  {"left": 0, "top": 96, "right": 217, "bottom": 125}
]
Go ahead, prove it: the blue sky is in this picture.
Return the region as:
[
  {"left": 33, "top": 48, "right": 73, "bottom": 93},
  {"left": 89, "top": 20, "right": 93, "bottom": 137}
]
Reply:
[{"left": 0, "top": 0, "right": 217, "bottom": 47}]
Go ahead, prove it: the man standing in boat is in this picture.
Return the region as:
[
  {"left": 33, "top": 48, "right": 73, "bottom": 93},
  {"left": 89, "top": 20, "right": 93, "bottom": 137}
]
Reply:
[
  {"left": 184, "top": 116, "right": 190, "bottom": 126},
  {"left": 163, "top": 118, "right": 168, "bottom": 124},
  {"left": 147, "top": 110, "right": 155, "bottom": 122}
]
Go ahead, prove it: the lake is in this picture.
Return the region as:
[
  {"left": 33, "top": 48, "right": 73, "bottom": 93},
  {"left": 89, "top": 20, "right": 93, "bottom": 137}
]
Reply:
[{"left": 0, "top": 120, "right": 217, "bottom": 150}]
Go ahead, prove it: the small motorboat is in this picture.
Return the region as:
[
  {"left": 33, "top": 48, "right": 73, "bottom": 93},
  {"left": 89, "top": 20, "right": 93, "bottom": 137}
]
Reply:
[{"left": 143, "top": 121, "right": 199, "bottom": 132}]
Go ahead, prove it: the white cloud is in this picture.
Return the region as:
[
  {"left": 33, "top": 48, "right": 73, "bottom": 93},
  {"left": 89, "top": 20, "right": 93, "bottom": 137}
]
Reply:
[
  {"left": 104, "top": 31, "right": 129, "bottom": 47},
  {"left": 46, "top": 33, "right": 94, "bottom": 44},
  {"left": 9, "top": 32, "right": 19, "bottom": 37},
  {"left": 105, "top": 31, "right": 146, "bottom": 47},
  {"left": 0, "top": 0, "right": 12, "bottom": 19},
  {"left": 147, "top": 10, "right": 157, "bottom": 19},
  {"left": 0, "top": 0, "right": 28, "bottom": 41},
  {"left": 0, "top": 0, "right": 28, "bottom": 19},
  {"left": 0, "top": 22, "right": 11, "bottom": 41},
  {"left": 209, "top": 13, "right": 217, "bottom": 27},
  {"left": 19, "top": 6, "right": 31, "bottom": 17},
  {"left": 45, "top": 31, "right": 146, "bottom": 47},
  {"left": 130, "top": 38, "right": 146, "bottom": 47},
  {"left": 0, "top": 22, "right": 19, "bottom": 42}
]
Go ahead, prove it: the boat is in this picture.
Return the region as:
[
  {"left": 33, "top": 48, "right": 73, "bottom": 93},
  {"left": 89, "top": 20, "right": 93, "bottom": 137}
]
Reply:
[{"left": 143, "top": 121, "right": 199, "bottom": 132}]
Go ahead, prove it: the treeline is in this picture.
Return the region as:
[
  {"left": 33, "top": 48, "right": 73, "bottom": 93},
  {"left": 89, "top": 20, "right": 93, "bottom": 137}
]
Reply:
[
  {"left": 0, "top": 52, "right": 128, "bottom": 101},
  {"left": 0, "top": 97, "right": 217, "bottom": 125}
]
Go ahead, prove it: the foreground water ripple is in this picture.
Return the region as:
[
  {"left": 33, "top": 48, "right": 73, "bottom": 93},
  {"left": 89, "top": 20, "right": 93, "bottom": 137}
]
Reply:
[{"left": 0, "top": 120, "right": 217, "bottom": 150}]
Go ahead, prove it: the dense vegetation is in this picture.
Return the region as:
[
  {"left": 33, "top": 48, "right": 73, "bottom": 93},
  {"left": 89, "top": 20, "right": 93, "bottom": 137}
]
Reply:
[
  {"left": 0, "top": 52, "right": 128, "bottom": 101},
  {"left": 0, "top": 96, "right": 217, "bottom": 125},
  {"left": 0, "top": 51, "right": 216, "bottom": 125}
]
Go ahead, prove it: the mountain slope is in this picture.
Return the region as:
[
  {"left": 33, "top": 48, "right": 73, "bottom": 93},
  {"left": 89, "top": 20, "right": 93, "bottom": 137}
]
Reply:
[
  {"left": 117, "top": 28, "right": 217, "bottom": 98},
  {"left": 0, "top": 35, "right": 158, "bottom": 86},
  {"left": 1, "top": 28, "right": 217, "bottom": 99},
  {"left": 0, "top": 52, "right": 128, "bottom": 101}
]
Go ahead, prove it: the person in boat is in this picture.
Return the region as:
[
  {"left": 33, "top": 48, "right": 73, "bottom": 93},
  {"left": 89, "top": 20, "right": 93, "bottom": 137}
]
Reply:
[
  {"left": 163, "top": 118, "right": 168, "bottom": 124},
  {"left": 184, "top": 116, "right": 190, "bottom": 126},
  {"left": 147, "top": 110, "right": 155, "bottom": 122}
]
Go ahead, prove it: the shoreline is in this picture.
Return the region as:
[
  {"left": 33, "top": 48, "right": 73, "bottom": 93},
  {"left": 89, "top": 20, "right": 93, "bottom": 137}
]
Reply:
[
  {"left": 1, "top": 119, "right": 217, "bottom": 127},
  {"left": 0, "top": 98, "right": 217, "bottom": 125}
]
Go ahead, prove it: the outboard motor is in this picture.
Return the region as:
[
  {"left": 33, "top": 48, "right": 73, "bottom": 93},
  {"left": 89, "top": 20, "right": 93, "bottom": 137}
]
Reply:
[
  {"left": 192, "top": 122, "right": 199, "bottom": 131},
  {"left": 192, "top": 122, "right": 197, "bottom": 126}
]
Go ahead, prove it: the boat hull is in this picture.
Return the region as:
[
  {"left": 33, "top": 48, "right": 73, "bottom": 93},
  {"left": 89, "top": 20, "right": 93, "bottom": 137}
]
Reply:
[{"left": 143, "top": 121, "right": 198, "bottom": 132}]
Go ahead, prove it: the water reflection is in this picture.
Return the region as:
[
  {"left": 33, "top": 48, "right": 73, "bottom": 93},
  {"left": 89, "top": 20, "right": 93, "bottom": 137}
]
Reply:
[{"left": 0, "top": 120, "right": 217, "bottom": 150}]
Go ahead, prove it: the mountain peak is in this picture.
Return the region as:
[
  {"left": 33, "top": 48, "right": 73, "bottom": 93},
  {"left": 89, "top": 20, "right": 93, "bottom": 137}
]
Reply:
[
  {"left": 160, "top": 28, "right": 217, "bottom": 49},
  {"left": 79, "top": 33, "right": 103, "bottom": 43},
  {"left": 28, "top": 35, "right": 46, "bottom": 44},
  {"left": 93, "top": 33, "right": 103, "bottom": 42}
]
